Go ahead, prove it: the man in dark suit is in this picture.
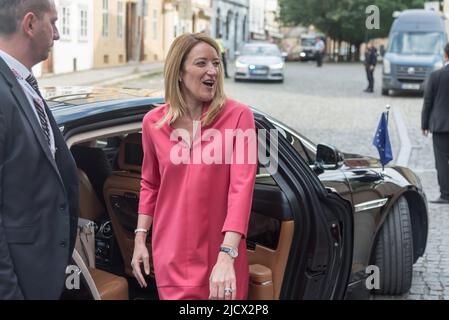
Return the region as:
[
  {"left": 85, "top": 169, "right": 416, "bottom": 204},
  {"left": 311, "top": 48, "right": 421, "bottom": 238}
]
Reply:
[
  {"left": 365, "top": 40, "right": 377, "bottom": 93},
  {"left": 0, "top": 0, "right": 79, "bottom": 299},
  {"left": 364, "top": 40, "right": 377, "bottom": 93},
  {"left": 421, "top": 42, "right": 449, "bottom": 204}
]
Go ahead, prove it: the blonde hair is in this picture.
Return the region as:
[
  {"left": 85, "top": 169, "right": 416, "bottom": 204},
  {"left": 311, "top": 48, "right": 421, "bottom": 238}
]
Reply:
[{"left": 158, "top": 33, "right": 226, "bottom": 128}]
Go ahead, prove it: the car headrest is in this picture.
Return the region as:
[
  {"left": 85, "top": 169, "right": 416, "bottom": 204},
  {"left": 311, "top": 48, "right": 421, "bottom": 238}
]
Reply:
[{"left": 118, "top": 133, "right": 143, "bottom": 172}]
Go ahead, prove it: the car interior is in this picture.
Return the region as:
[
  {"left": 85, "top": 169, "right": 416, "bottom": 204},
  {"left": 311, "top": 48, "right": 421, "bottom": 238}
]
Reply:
[{"left": 66, "top": 127, "right": 295, "bottom": 300}]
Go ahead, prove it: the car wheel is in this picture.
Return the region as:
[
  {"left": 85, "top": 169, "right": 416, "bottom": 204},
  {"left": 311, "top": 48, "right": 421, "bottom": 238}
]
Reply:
[
  {"left": 381, "top": 89, "right": 389, "bottom": 96},
  {"left": 374, "top": 196, "right": 413, "bottom": 295}
]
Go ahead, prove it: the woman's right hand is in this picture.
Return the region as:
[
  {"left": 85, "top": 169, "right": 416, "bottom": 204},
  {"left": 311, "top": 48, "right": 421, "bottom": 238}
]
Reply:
[{"left": 131, "top": 237, "right": 151, "bottom": 288}]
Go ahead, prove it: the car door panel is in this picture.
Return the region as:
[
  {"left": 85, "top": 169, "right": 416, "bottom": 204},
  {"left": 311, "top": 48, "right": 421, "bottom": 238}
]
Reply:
[{"left": 254, "top": 114, "right": 354, "bottom": 299}]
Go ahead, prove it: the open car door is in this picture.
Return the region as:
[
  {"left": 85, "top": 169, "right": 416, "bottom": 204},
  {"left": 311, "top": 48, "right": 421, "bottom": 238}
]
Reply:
[{"left": 250, "top": 115, "right": 353, "bottom": 299}]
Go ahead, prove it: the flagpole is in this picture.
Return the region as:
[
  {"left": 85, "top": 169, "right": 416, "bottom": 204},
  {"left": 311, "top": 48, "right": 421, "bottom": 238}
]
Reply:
[
  {"left": 385, "top": 104, "right": 391, "bottom": 124},
  {"left": 383, "top": 105, "right": 391, "bottom": 172}
]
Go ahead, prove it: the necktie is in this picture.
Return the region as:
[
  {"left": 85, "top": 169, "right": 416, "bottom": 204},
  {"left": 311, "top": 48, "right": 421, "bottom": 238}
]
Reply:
[{"left": 26, "top": 74, "right": 51, "bottom": 146}]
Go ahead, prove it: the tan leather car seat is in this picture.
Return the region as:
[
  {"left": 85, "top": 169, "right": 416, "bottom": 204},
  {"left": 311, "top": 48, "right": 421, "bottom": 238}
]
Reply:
[
  {"left": 78, "top": 169, "right": 106, "bottom": 221},
  {"left": 89, "top": 268, "right": 129, "bottom": 300},
  {"left": 103, "top": 133, "right": 152, "bottom": 277},
  {"left": 71, "top": 249, "right": 129, "bottom": 300},
  {"left": 75, "top": 171, "right": 129, "bottom": 300}
]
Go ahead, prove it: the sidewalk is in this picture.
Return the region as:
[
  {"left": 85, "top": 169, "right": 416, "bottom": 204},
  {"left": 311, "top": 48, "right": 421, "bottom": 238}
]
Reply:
[{"left": 37, "top": 61, "right": 164, "bottom": 87}]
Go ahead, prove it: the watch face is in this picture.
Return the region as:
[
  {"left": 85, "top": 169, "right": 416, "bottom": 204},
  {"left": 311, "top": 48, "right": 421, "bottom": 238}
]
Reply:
[
  {"left": 221, "top": 246, "right": 238, "bottom": 258},
  {"left": 229, "top": 249, "right": 238, "bottom": 258}
]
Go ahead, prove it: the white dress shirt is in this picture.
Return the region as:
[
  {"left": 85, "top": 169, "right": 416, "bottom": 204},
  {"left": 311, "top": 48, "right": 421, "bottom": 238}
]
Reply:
[{"left": 0, "top": 49, "right": 56, "bottom": 158}]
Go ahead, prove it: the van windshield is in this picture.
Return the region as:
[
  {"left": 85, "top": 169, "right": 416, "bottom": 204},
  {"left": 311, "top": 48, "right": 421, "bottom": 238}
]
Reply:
[
  {"left": 301, "top": 38, "right": 315, "bottom": 47},
  {"left": 388, "top": 32, "right": 444, "bottom": 55}
]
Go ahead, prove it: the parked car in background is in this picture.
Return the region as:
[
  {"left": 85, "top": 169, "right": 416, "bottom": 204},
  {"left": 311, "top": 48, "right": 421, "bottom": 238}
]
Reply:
[
  {"left": 47, "top": 88, "right": 428, "bottom": 300},
  {"left": 234, "top": 43, "right": 285, "bottom": 82},
  {"left": 382, "top": 9, "right": 448, "bottom": 95}
]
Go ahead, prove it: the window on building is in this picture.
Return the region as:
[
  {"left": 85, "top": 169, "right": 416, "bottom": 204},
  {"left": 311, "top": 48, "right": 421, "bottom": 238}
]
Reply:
[
  {"left": 225, "top": 11, "right": 231, "bottom": 40},
  {"left": 61, "top": 6, "right": 70, "bottom": 36},
  {"left": 104, "top": 55, "right": 109, "bottom": 64},
  {"left": 102, "top": 0, "right": 109, "bottom": 37},
  {"left": 117, "top": 1, "right": 124, "bottom": 38},
  {"left": 243, "top": 15, "right": 247, "bottom": 41},
  {"left": 152, "top": 9, "right": 158, "bottom": 40},
  {"left": 79, "top": 8, "right": 88, "bottom": 39},
  {"left": 234, "top": 13, "right": 239, "bottom": 50},
  {"left": 142, "top": 0, "right": 148, "bottom": 15},
  {"left": 216, "top": 8, "right": 220, "bottom": 37}
]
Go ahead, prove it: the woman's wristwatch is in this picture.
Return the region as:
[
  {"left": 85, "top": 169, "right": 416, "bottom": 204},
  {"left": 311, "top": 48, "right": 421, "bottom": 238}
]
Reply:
[{"left": 220, "top": 245, "right": 238, "bottom": 258}]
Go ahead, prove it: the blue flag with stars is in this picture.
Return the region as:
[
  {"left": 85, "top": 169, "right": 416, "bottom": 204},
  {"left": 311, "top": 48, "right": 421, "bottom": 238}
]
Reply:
[{"left": 372, "top": 112, "right": 393, "bottom": 166}]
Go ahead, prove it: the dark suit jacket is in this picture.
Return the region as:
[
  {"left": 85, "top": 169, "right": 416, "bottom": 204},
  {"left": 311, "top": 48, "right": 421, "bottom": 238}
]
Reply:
[
  {"left": 0, "top": 57, "right": 79, "bottom": 299},
  {"left": 422, "top": 64, "right": 449, "bottom": 132},
  {"left": 365, "top": 48, "right": 377, "bottom": 66}
]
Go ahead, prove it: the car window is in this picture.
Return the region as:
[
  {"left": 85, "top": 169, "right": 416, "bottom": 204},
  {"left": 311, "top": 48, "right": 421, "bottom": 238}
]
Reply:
[
  {"left": 241, "top": 45, "right": 281, "bottom": 57},
  {"left": 252, "top": 162, "right": 282, "bottom": 250},
  {"left": 267, "top": 119, "right": 317, "bottom": 165}
]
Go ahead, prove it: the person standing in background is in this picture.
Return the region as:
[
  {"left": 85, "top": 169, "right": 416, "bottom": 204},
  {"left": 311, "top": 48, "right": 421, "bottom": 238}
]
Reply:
[
  {"left": 364, "top": 40, "right": 377, "bottom": 93},
  {"left": 216, "top": 34, "right": 230, "bottom": 78},
  {"left": 421, "top": 42, "right": 449, "bottom": 204},
  {"left": 314, "top": 36, "right": 325, "bottom": 67}
]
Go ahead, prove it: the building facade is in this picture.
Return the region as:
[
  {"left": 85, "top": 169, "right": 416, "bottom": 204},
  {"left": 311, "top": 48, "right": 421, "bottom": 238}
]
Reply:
[
  {"left": 212, "top": 0, "right": 250, "bottom": 59},
  {"left": 192, "top": 0, "right": 213, "bottom": 34},
  {"left": 37, "top": 0, "right": 282, "bottom": 75},
  {"left": 93, "top": 0, "right": 127, "bottom": 68},
  {"left": 142, "top": 0, "right": 164, "bottom": 62},
  {"left": 264, "top": 0, "right": 281, "bottom": 42},
  {"left": 34, "top": 0, "right": 94, "bottom": 76},
  {"left": 249, "top": 0, "right": 265, "bottom": 40}
]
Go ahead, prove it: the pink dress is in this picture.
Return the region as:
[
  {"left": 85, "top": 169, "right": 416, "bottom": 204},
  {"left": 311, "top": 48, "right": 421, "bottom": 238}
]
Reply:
[{"left": 138, "top": 98, "right": 257, "bottom": 300}]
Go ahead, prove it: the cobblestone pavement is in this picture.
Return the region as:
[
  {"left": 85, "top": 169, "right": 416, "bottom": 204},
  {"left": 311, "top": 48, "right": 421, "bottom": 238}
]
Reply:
[{"left": 111, "top": 61, "right": 448, "bottom": 300}]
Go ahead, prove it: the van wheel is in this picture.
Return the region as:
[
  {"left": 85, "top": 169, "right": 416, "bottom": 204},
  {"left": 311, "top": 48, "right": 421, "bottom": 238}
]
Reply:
[
  {"left": 373, "top": 196, "right": 413, "bottom": 295},
  {"left": 381, "top": 89, "right": 389, "bottom": 96}
]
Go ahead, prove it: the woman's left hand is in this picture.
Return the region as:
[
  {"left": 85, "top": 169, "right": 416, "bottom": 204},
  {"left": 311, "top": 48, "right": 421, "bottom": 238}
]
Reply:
[{"left": 209, "top": 253, "right": 236, "bottom": 300}]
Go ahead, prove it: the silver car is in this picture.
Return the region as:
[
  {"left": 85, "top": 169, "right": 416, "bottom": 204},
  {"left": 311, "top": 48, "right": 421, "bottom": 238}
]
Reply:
[{"left": 234, "top": 43, "right": 285, "bottom": 82}]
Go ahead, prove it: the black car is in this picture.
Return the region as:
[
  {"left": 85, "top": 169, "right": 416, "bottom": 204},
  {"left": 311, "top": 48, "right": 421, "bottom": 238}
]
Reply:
[{"left": 47, "top": 87, "right": 428, "bottom": 300}]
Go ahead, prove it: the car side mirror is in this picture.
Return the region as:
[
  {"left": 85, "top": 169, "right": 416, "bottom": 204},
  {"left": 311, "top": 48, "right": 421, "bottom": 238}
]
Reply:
[{"left": 316, "top": 143, "right": 344, "bottom": 170}]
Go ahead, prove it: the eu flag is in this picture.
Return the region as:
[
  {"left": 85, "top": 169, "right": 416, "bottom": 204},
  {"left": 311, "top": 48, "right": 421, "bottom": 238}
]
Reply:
[{"left": 372, "top": 112, "right": 393, "bottom": 167}]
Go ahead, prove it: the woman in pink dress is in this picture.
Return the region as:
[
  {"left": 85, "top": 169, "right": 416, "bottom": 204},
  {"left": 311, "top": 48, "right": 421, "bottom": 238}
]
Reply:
[{"left": 131, "top": 33, "right": 257, "bottom": 300}]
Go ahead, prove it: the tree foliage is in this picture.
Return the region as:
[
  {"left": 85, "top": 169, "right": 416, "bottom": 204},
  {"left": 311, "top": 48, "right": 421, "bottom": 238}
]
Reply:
[{"left": 280, "top": 0, "right": 428, "bottom": 45}]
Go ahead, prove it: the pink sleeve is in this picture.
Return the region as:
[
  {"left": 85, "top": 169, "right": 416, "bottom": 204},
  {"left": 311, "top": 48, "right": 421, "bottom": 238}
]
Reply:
[
  {"left": 221, "top": 107, "right": 257, "bottom": 238},
  {"left": 138, "top": 117, "right": 160, "bottom": 216}
]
